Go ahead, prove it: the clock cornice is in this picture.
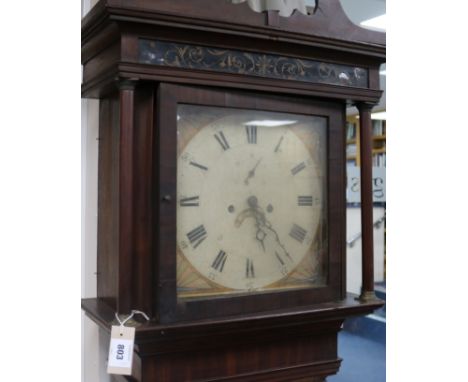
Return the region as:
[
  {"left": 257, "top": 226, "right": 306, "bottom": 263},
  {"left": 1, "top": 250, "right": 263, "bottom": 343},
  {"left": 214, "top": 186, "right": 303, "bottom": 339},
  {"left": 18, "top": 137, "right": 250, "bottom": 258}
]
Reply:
[{"left": 82, "top": 0, "right": 385, "bottom": 59}]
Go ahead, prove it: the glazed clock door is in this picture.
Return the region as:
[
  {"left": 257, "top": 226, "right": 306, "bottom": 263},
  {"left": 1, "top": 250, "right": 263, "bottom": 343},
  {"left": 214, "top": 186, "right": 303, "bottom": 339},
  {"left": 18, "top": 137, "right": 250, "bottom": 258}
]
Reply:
[{"left": 157, "top": 84, "right": 345, "bottom": 323}]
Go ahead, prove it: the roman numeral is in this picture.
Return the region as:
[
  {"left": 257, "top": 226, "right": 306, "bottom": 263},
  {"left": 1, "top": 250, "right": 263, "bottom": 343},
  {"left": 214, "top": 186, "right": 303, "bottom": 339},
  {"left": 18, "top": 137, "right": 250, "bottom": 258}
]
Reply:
[
  {"left": 246, "top": 258, "right": 255, "bottom": 278},
  {"left": 211, "top": 250, "right": 227, "bottom": 272},
  {"left": 289, "top": 224, "right": 307, "bottom": 244},
  {"left": 214, "top": 131, "right": 230, "bottom": 151},
  {"left": 180, "top": 196, "right": 199, "bottom": 207},
  {"left": 189, "top": 161, "right": 208, "bottom": 171},
  {"left": 291, "top": 162, "right": 306, "bottom": 176},
  {"left": 298, "top": 196, "right": 313, "bottom": 206},
  {"left": 246, "top": 125, "right": 257, "bottom": 144},
  {"left": 274, "top": 251, "right": 285, "bottom": 266},
  {"left": 274, "top": 136, "right": 284, "bottom": 153},
  {"left": 186, "top": 225, "right": 207, "bottom": 248}
]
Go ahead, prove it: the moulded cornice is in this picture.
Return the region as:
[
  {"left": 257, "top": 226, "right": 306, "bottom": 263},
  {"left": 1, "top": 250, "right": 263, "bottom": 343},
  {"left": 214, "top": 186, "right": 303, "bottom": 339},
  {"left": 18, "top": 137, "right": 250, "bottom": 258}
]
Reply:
[{"left": 82, "top": 0, "right": 385, "bottom": 60}]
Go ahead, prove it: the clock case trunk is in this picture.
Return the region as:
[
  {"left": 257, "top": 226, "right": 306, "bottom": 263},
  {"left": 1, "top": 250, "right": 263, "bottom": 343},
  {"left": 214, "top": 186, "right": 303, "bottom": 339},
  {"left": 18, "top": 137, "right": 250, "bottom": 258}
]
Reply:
[{"left": 81, "top": 0, "right": 385, "bottom": 380}]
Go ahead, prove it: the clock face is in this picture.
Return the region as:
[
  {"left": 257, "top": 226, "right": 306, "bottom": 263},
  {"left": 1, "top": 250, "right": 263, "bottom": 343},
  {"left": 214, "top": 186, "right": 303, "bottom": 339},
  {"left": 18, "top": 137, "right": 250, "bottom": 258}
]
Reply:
[{"left": 176, "top": 105, "right": 328, "bottom": 298}]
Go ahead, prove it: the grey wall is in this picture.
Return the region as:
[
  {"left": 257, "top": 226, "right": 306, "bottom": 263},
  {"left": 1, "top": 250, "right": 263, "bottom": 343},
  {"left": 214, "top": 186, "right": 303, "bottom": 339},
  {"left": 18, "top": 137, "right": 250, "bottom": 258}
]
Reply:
[{"left": 305, "top": 0, "right": 385, "bottom": 25}]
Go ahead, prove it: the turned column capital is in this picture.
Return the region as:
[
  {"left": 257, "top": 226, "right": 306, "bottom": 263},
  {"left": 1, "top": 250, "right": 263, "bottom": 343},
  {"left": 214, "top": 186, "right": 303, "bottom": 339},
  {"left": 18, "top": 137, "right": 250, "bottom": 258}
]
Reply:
[
  {"left": 354, "top": 101, "right": 378, "bottom": 113},
  {"left": 118, "top": 78, "right": 138, "bottom": 91}
]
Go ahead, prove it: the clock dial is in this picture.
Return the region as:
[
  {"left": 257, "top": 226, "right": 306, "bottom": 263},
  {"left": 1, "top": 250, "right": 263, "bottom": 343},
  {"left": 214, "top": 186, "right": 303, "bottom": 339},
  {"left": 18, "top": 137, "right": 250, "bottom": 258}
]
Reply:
[{"left": 177, "top": 105, "right": 327, "bottom": 296}]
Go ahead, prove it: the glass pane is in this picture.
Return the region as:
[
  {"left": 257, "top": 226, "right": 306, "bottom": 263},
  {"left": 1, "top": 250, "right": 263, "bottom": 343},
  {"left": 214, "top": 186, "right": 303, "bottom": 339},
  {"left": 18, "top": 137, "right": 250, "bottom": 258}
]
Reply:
[{"left": 176, "top": 104, "right": 328, "bottom": 299}]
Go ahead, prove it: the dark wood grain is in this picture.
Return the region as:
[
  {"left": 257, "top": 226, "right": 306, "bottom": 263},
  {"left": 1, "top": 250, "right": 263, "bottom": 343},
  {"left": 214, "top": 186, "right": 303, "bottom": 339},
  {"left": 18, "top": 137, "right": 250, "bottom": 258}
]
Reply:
[
  {"left": 132, "top": 84, "right": 156, "bottom": 315},
  {"left": 118, "top": 80, "right": 137, "bottom": 313},
  {"left": 82, "top": 297, "right": 384, "bottom": 336},
  {"left": 356, "top": 102, "right": 377, "bottom": 300},
  {"left": 97, "top": 92, "right": 120, "bottom": 309},
  {"left": 82, "top": 41, "right": 120, "bottom": 84},
  {"left": 340, "top": 107, "right": 347, "bottom": 298},
  {"left": 83, "top": 63, "right": 383, "bottom": 102}
]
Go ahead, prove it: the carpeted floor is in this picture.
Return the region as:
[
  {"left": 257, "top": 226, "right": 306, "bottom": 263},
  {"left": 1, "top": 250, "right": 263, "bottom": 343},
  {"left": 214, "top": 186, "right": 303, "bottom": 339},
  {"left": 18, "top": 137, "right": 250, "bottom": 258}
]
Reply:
[{"left": 328, "top": 330, "right": 386, "bottom": 382}]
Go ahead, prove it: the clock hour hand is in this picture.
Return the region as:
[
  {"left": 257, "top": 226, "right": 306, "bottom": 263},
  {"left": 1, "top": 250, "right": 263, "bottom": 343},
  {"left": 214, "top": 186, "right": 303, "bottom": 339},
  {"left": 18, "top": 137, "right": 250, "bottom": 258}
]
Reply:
[{"left": 244, "top": 158, "right": 262, "bottom": 185}]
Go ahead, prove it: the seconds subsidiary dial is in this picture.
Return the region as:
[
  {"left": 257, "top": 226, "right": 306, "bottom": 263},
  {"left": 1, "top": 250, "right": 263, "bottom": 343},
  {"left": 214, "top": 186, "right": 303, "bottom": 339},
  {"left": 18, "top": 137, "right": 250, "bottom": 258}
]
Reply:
[{"left": 177, "top": 105, "right": 326, "bottom": 294}]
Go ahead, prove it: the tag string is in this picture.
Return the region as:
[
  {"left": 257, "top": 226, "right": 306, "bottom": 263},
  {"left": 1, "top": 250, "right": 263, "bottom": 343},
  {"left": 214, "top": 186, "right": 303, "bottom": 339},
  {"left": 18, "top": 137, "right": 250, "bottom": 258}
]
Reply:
[{"left": 115, "top": 310, "right": 150, "bottom": 335}]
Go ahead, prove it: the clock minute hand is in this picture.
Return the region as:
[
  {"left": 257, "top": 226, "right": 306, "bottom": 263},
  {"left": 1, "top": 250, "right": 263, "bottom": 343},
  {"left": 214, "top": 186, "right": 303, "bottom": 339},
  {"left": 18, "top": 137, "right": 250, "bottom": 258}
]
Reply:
[
  {"left": 233, "top": 204, "right": 267, "bottom": 252},
  {"left": 247, "top": 196, "right": 292, "bottom": 262},
  {"left": 244, "top": 158, "right": 262, "bottom": 185},
  {"left": 245, "top": 196, "right": 267, "bottom": 251},
  {"left": 255, "top": 224, "right": 267, "bottom": 252}
]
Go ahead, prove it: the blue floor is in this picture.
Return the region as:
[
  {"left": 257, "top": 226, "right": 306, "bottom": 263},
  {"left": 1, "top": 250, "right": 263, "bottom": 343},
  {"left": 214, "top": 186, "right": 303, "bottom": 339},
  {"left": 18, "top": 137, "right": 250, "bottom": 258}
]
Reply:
[
  {"left": 328, "top": 330, "right": 386, "bottom": 382},
  {"left": 329, "top": 283, "right": 386, "bottom": 382}
]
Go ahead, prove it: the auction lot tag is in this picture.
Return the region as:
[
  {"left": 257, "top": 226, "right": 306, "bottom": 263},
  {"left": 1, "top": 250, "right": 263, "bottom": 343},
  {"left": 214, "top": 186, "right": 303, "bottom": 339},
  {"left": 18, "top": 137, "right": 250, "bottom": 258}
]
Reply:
[{"left": 107, "top": 325, "right": 136, "bottom": 375}]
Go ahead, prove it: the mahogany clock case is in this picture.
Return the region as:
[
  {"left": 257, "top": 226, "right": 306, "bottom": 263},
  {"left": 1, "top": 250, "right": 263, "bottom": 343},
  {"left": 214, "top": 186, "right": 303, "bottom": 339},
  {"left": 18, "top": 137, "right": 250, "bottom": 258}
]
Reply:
[{"left": 82, "top": 1, "right": 385, "bottom": 379}]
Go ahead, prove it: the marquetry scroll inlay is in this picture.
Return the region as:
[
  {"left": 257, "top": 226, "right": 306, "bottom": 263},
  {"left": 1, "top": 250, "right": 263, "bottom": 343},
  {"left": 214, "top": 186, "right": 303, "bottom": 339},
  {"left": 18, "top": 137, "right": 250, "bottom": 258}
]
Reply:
[{"left": 139, "top": 40, "right": 369, "bottom": 88}]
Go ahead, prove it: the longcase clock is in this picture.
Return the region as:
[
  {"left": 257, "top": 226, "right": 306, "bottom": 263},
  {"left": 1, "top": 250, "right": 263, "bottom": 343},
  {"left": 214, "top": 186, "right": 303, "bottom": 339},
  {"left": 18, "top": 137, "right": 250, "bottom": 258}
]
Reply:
[{"left": 81, "top": 0, "right": 385, "bottom": 381}]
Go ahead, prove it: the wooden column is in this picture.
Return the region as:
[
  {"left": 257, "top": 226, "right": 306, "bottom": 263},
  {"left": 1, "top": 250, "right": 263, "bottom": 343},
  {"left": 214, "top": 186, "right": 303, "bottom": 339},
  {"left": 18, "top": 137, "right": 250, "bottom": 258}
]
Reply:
[
  {"left": 119, "top": 79, "right": 137, "bottom": 313},
  {"left": 356, "top": 102, "right": 378, "bottom": 302}
]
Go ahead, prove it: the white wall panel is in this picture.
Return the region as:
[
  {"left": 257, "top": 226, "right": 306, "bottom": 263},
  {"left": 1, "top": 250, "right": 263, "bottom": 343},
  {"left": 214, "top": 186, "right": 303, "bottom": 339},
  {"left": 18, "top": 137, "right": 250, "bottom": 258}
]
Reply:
[{"left": 346, "top": 207, "right": 386, "bottom": 295}]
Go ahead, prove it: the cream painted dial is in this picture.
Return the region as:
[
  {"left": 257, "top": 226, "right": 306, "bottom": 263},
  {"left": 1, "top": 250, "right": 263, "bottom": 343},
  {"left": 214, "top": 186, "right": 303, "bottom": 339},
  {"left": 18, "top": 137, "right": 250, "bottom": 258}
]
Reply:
[{"left": 177, "top": 111, "right": 323, "bottom": 291}]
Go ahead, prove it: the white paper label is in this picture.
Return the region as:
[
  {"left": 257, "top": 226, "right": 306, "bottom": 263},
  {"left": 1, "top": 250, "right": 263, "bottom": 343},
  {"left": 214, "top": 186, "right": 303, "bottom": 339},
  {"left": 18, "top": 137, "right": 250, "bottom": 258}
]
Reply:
[{"left": 107, "top": 325, "right": 135, "bottom": 376}]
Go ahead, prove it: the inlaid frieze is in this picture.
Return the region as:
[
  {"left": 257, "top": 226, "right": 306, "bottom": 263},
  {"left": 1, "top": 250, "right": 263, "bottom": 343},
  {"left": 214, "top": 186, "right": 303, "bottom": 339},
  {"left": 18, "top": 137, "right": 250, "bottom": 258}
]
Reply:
[{"left": 139, "top": 40, "right": 368, "bottom": 88}]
